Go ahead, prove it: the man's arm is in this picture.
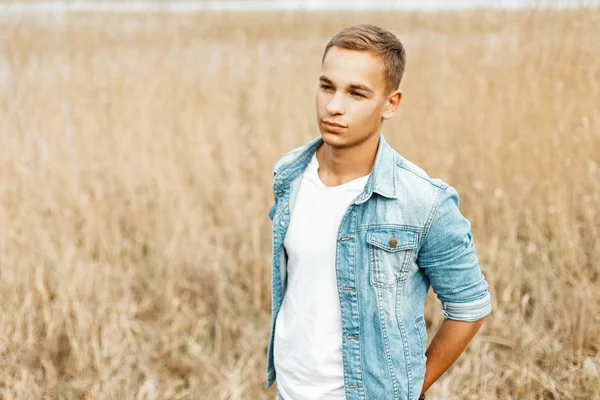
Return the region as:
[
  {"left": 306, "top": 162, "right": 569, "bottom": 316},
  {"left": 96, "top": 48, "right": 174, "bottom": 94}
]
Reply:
[
  {"left": 417, "top": 185, "right": 492, "bottom": 396},
  {"left": 419, "top": 317, "right": 485, "bottom": 397}
]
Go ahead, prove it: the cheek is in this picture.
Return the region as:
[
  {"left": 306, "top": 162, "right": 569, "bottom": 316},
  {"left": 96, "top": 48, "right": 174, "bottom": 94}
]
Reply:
[{"left": 350, "top": 102, "right": 379, "bottom": 124}]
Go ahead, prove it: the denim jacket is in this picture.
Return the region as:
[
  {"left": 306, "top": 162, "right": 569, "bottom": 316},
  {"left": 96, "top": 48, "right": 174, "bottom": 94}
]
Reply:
[{"left": 266, "top": 133, "right": 492, "bottom": 400}]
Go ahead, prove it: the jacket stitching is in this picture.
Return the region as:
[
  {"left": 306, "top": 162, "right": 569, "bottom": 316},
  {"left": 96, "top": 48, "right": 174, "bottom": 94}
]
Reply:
[
  {"left": 394, "top": 159, "right": 447, "bottom": 190},
  {"left": 419, "top": 186, "right": 449, "bottom": 249},
  {"left": 357, "top": 224, "right": 425, "bottom": 232},
  {"left": 376, "top": 286, "right": 400, "bottom": 399},
  {"left": 396, "top": 302, "right": 414, "bottom": 399},
  {"left": 350, "top": 208, "right": 367, "bottom": 400}
]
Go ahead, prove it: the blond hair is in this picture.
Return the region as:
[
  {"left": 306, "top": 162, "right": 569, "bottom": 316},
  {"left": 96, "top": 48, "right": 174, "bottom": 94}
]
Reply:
[{"left": 322, "top": 24, "right": 407, "bottom": 94}]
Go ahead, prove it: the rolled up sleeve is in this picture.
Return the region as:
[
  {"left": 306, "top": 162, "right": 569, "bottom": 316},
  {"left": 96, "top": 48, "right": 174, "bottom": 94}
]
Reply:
[{"left": 418, "top": 186, "right": 492, "bottom": 322}]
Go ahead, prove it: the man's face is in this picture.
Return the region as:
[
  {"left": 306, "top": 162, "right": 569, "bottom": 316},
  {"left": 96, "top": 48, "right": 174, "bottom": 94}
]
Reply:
[{"left": 316, "top": 46, "right": 399, "bottom": 149}]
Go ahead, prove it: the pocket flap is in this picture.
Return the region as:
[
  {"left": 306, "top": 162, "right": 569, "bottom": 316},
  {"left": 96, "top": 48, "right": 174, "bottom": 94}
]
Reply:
[{"left": 367, "top": 228, "right": 418, "bottom": 252}]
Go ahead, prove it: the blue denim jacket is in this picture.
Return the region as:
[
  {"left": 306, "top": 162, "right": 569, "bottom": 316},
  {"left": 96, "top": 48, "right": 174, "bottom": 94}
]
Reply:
[{"left": 266, "top": 133, "right": 492, "bottom": 400}]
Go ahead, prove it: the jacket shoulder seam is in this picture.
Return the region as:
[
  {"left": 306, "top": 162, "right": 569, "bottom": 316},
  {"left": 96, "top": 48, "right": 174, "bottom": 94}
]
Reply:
[
  {"left": 420, "top": 185, "right": 451, "bottom": 247},
  {"left": 273, "top": 146, "right": 305, "bottom": 175},
  {"left": 394, "top": 160, "right": 448, "bottom": 190}
]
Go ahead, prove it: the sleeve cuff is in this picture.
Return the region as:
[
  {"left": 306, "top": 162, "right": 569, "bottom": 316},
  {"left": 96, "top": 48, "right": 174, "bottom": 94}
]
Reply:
[{"left": 441, "top": 292, "right": 492, "bottom": 322}]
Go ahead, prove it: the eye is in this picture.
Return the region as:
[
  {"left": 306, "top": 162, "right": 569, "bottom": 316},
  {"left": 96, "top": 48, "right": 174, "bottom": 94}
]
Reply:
[
  {"left": 351, "top": 91, "right": 365, "bottom": 98},
  {"left": 320, "top": 84, "right": 334, "bottom": 92}
]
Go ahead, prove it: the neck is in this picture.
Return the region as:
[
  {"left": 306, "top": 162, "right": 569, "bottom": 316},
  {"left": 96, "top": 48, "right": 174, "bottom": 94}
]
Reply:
[{"left": 315, "top": 133, "right": 380, "bottom": 187}]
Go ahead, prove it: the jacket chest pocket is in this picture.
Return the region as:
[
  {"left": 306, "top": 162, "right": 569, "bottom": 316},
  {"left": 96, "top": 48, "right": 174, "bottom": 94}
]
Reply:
[{"left": 367, "top": 228, "right": 418, "bottom": 288}]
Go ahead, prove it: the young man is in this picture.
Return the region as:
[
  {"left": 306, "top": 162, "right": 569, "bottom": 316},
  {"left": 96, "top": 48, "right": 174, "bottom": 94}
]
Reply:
[{"left": 266, "top": 24, "right": 492, "bottom": 400}]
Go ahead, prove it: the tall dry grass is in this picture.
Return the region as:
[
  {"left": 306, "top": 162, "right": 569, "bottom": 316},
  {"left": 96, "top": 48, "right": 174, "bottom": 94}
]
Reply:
[{"left": 0, "top": 8, "right": 598, "bottom": 400}]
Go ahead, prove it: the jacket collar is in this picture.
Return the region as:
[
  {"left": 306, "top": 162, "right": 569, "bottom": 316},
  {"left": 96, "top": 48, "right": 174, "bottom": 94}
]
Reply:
[{"left": 273, "top": 132, "right": 398, "bottom": 203}]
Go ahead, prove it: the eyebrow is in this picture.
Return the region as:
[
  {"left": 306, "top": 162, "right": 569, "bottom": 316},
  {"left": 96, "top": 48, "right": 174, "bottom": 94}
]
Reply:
[{"left": 319, "top": 75, "right": 374, "bottom": 94}]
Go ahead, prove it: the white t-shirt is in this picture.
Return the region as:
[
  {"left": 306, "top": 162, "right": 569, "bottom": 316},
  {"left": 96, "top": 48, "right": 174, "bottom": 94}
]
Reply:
[{"left": 274, "top": 152, "right": 370, "bottom": 400}]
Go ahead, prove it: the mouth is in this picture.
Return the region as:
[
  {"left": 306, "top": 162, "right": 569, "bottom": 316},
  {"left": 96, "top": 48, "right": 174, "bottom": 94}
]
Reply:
[{"left": 322, "top": 120, "right": 347, "bottom": 129}]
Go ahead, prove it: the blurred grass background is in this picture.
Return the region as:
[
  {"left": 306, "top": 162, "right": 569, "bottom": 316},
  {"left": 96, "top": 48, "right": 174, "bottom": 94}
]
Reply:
[{"left": 0, "top": 7, "right": 598, "bottom": 400}]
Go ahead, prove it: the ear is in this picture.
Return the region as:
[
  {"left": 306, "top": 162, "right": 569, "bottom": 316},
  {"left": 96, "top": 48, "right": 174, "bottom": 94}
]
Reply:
[{"left": 382, "top": 89, "right": 402, "bottom": 120}]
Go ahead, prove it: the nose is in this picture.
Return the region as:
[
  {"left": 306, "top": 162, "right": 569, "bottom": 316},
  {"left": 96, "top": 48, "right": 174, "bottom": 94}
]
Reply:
[{"left": 325, "top": 92, "right": 345, "bottom": 115}]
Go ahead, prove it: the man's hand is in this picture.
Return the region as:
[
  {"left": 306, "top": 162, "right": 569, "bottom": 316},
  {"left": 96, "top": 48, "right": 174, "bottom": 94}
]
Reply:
[{"left": 419, "top": 317, "right": 486, "bottom": 397}]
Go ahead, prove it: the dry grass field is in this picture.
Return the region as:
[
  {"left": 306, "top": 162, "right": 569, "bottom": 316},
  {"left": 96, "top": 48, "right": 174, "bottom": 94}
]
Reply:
[{"left": 0, "top": 7, "right": 598, "bottom": 400}]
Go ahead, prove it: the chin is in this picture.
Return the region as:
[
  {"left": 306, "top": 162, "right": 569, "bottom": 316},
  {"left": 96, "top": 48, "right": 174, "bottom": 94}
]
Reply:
[{"left": 320, "top": 131, "right": 353, "bottom": 148}]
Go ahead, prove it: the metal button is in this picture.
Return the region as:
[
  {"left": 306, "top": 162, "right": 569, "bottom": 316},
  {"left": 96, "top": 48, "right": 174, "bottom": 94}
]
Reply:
[
  {"left": 280, "top": 221, "right": 286, "bottom": 226},
  {"left": 389, "top": 237, "right": 397, "bottom": 247}
]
